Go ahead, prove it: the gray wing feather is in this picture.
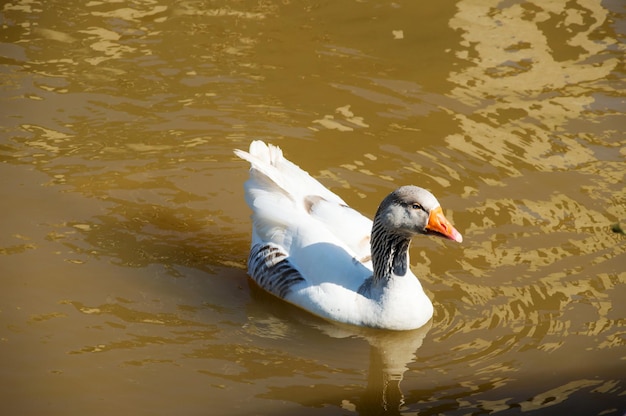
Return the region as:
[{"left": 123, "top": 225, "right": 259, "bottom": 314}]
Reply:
[{"left": 247, "top": 243, "right": 305, "bottom": 298}]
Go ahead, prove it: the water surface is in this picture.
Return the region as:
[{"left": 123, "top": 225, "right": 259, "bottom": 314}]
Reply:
[{"left": 1, "top": 0, "right": 624, "bottom": 415}]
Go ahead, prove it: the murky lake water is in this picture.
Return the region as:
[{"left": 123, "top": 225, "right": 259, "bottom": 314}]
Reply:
[{"left": 1, "top": 0, "right": 625, "bottom": 414}]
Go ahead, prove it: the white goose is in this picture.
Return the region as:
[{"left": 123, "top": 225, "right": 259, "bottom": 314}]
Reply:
[{"left": 235, "top": 141, "right": 462, "bottom": 330}]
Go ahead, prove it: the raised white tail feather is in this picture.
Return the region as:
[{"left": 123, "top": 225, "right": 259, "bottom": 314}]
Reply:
[{"left": 234, "top": 140, "right": 346, "bottom": 208}]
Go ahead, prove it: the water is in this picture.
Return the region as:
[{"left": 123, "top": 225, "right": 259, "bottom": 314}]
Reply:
[{"left": 1, "top": 0, "right": 624, "bottom": 414}]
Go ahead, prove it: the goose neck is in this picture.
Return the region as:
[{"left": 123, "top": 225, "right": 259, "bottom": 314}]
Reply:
[{"left": 370, "top": 218, "right": 412, "bottom": 283}]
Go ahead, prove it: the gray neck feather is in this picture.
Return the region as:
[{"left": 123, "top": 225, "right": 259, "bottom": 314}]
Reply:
[{"left": 370, "top": 215, "right": 412, "bottom": 282}]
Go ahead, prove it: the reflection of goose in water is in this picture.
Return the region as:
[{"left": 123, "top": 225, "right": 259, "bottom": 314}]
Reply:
[
  {"left": 244, "top": 293, "right": 431, "bottom": 415},
  {"left": 235, "top": 141, "right": 462, "bottom": 330},
  {"left": 321, "top": 322, "right": 432, "bottom": 415}
]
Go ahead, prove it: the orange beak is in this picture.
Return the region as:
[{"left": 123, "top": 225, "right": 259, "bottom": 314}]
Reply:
[{"left": 426, "top": 206, "right": 463, "bottom": 243}]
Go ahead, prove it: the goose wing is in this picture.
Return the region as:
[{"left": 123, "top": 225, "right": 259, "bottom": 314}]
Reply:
[{"left": 234, "top": 141, "right": 373, "bottom": 264}]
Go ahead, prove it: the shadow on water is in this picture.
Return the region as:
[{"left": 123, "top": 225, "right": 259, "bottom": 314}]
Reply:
[
  {"left": 51, "top": 190, "right": 255, "bottom": 324},
  {"left": 65, "top": 197, "right": 249, "bottom": 276}
]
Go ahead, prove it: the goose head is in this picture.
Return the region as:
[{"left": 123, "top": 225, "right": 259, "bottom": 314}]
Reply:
[{"left": 375, "top": 186, "right": 463, "bottom": 243}]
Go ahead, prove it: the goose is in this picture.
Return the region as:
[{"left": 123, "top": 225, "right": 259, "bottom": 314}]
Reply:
[{"left": 235, "top": 141, "right": 462, "bottom": 330}]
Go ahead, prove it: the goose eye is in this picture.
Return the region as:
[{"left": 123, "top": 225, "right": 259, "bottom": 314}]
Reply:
[{"left": 411, "top": 203, "right": 422, "bottom": 210}]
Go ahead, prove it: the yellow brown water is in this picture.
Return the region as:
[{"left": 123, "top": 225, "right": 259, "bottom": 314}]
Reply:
[{"left": 1, "top": 0, "right": 624, "bottom": 414}]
